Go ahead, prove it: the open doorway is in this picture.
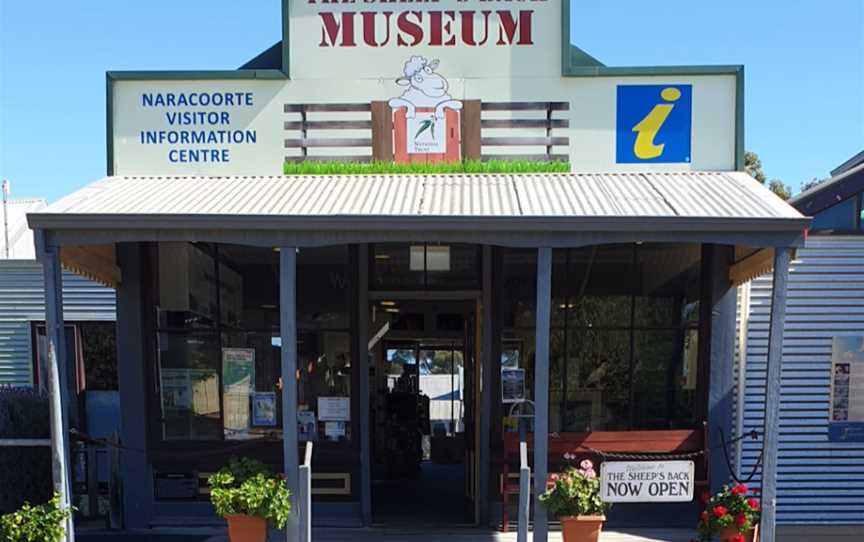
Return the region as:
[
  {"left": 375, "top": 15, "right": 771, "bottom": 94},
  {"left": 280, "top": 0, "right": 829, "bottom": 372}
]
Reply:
[{"left": 368, "top": 299, "right": 477, "bottom": 526}]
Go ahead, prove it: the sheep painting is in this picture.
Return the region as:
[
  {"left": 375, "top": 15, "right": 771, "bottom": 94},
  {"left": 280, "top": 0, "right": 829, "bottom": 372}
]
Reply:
[
  {"left": 389, "top": 56, "right": 462, "bottom": 156},
  {"left": 388, "top": 56, "right": 463, "bottom": 120}
]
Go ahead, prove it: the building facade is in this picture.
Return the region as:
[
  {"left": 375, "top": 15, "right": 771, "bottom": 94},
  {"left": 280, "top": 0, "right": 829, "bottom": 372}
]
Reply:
[
  {"left": 26, "top": 2, "right": 809, "bottom": 540},
  {"left": 736, "top": 156, "right": 864, "bottom": 539}
]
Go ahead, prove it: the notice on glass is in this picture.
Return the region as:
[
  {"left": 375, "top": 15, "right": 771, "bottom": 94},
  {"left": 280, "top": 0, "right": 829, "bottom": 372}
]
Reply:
[
  {"left": 222, "top": 348, "right": 255, "bottom": 393},
  {"left": 829, "top": 336, "right": 864, "bottom": 442},
  {"left": 324, "top": 421, "right": 346, "bottom": 440},
  {"left": 298, "top": 410, "right": 317, "bottom": 441},
  {"left": 318, "top": 397, "right": 350, "bottom": 421},
  {"left": 502, "top": 368, "right": 526, "bottom": 403},
  {"left": 161, "top": 368, "right": 192, "bottom": 409},
  {"left": 252, "top": 392, "right": 277, "bottom": 427}
]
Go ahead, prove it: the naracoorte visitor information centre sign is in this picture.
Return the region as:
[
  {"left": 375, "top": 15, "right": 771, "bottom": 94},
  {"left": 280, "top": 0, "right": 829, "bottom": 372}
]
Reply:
[{"left": 109, "top": 0, "right": 742, "bottom": 176}]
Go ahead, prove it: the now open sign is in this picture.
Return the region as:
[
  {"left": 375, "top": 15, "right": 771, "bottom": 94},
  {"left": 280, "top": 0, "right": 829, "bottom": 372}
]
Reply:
[{"left": 600, "top": 461, "right": 695, "bottom": 503}]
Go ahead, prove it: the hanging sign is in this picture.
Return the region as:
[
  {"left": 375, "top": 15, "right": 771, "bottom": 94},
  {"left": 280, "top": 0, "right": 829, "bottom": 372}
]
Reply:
[
  {"left": 829, "top": 336, "right": 864, "bottom": 442},
  {"left": 600, "top": 461, "right": 694, "bottom": 503}
]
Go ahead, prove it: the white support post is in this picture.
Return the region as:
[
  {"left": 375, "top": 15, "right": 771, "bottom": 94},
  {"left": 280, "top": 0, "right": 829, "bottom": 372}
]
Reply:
[
  {"left": 280, "top": 247, "right": 300, "bottom": 542},
  {"left": 760, "top": 247, "right": 792, "bottom": 542},
  {"left": 36, "top": 231, "right": 75, "bottom": 542},
  {"left": 299, "top": 442, "right": 313, "bottom": 542},
  {"left": 533, "top": 247, "right": 552, "bottom": 542},
  {"left": 517, "top": 440, "right": 530, "bottom": 542}
]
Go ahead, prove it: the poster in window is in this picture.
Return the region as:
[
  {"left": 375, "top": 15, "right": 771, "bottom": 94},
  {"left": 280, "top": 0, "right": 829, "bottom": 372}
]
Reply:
[
  {"left": 829, "top": 336, "right": 864, "bottom": 442},
  {"left": 223, "top": 348, "right": 255, "bottom": 439},
  {"left": 298, "top": 410, "right": 317, "bottom": 441},
  {"left": 502, "top": 368, "right": 526, "bottom": 404},
  {"left": 222, "top": 348, "right": 255, "bottom": 392},
  {"left": 161, "top": 368, "right": 192, "bottom": 409},
  {"left": 318, "top": 397, "right": 350, "bottom": 421},
  {"left": 252, "top": 392, "right": 277, "bottom": 427}
]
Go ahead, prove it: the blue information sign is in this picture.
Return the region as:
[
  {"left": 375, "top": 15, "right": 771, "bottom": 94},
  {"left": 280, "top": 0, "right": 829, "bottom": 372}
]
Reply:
[{"left": 616, "top": 84, "right": 692, "bottom": 164}]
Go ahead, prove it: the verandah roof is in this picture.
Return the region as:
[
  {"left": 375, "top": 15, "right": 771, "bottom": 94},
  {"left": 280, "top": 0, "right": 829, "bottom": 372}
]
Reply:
[{"left": 27, "top": 172, "right": 808, "bottom": 287}]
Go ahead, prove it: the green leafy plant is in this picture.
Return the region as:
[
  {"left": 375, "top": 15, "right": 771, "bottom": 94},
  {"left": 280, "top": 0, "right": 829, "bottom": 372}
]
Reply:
[
  {"left": 0, "top": 493, "right": 73, "bottom": 542},
  {"left": 696, "top": 484, "right": 760, "bottom": 542},
  {"left": 208, "top": 458, "right": 291, "bottom": 528},
  {"left": 282, "top": 159, "right": 570, "bottom": 176},
  {"left": 538, "top": 459, "right": 611, "bottom": 518},
  {"left": 0, "top": 388, "right": 51, "bottom": 514}
]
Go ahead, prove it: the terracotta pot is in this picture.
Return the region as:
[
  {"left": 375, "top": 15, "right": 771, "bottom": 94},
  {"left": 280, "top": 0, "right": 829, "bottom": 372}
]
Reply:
[
  {"left": 226, "top": 514, "right": 267, "bottom": 542},
  {"left": 560, "top": 515, "right": 605, "bottom": 542},
  {"left": 718, "top": 525, "right": 758, "bottom": 542}
]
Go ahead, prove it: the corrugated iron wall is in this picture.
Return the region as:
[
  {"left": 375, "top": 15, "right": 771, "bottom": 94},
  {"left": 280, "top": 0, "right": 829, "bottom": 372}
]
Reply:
[
  {"left": 739, "top": 235, "right": 864, "bottom": 524},
  {"left": 0, "top": 261, "right": 115, "bottom": 386}
]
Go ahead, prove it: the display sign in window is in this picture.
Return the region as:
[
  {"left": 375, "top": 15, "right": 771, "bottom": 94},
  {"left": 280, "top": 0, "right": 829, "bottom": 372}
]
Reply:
[{"left": 829, "top": 336, "right": 864, "bottom": 442}]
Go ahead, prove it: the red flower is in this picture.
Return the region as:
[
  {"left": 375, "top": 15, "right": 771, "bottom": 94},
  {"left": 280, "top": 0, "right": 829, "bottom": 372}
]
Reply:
[
  {"left": 712, "top": 505, "right": 728, "bottom": 518},
  {"left": 748, "top": 498, "right": 760, "bottom": 510},
  {"left": 700, "top": 511, "right": 708, "bottom": 521},
  {"left": 700, "top": 491, "right": 711, "bottom": 504},
  {"left": 731, "top": 535, "right": 745, "bottom": 542},
  {"left": 732, "top": 484, "right": 748, "bottom": 495},
  {"left": 735, "top": 514, "right": 747, "bottom": 526}
]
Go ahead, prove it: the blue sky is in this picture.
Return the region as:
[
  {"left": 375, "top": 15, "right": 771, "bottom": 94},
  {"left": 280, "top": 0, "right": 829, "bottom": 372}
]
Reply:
[{"left": 1, "top": 1, "right": 862, "bottom": 202}]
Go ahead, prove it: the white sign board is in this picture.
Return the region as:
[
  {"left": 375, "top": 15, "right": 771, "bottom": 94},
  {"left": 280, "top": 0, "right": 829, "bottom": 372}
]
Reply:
[
  {"left": 600, "top": 461, "right": 694, "bottom": 503},
  {"left": 318, "top": 396, "right": 351, "bottom": 421}
]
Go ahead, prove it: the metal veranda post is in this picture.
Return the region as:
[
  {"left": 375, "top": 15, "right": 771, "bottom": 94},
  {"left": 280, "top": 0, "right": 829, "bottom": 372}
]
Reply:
[
  {"left": 280, "top": 248, "right": 300, "bottom": 542},
  {"left": 533, "top": 247, "right": 552, "bottom": 542},
  {"left": 760, "top": 247, "right": 792, "bottom": 542},
  {"left": 36, "top": 230, "right": 75, "bottom": 542}
]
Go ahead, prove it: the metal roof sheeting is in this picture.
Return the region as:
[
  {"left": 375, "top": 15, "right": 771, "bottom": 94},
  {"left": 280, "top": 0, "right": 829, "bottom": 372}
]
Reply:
[
  {"left": 739, "top": 236, "right": 864, "bottom": 524},
  {"left": 31, "top": 172, "right": 806, "bottom": 228},
  {"left": 0, "top": 199, "right": 47, "bottom": 260},
  {"left": 0, "top": 261, "right": 115, "bottom": 386}
]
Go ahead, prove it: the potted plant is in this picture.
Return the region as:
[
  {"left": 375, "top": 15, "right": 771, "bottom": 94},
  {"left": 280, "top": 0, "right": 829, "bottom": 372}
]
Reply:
[
  {"left": 697, "top": 483, "right": 761, "bottom": 542},
  {"left": 0, "top": 493, "right": 73, "bottom": 542},
  {"left": 208, "top": 457, "right": 292, "bottom": 542},
  {"left": 539, "top": 458, "right": 611, "bottom": 542}
]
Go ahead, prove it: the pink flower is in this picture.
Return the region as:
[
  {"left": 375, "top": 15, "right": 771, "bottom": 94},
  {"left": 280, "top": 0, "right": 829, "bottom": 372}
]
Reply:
[
  {"left": 563, "top": 453, "right": 573, "bottom": 461},
  {"left": 582, "top": 468, "right": 597, "bottom": 479},
  {"left": 580, "top": 459, "right": 594, "bottom": 470}
]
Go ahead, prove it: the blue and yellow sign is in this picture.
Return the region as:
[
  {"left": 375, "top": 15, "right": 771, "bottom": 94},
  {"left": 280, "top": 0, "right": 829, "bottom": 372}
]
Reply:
[{"left": 616, "top": 85, "right": 692, "bottom": 164}]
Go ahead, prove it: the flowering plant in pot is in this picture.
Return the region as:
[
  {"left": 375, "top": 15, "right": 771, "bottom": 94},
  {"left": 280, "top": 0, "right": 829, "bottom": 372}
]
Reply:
[
  {"left": 209, "top": 457, "right": 292, "bottom": 542},
  {"left": 696, "top": 483, "right": 760, "bottom": 542},
  {"left": 539, "top": 458, "right": 611, "bottom": 542}
]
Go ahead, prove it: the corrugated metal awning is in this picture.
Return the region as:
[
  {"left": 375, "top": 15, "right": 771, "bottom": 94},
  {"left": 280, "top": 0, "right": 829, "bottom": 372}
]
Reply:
[
  {"left": 30, "top": 171, "right": 806, "bottom": 225},
  {"left": 27, "top": 173, "right": 809, "bottom": 270}
]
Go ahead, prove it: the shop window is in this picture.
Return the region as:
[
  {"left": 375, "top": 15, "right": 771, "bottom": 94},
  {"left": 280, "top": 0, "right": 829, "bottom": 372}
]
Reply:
[
  {"left": 158, "top": 332, "right": 222, "bottom": 440},
  {"left": 297, "top": 330, "right": 352, "bottom": 442},
  {"left": 370, "top": 243, "right": 481, "bottom": 290},
  {"left": 155, "top": 243, "right": 352, "bottom": 443},
  {"left": 811, "top": 197, "right": 857, "bottom": 231},
  {"left": 499, "top": 243, "right": 701, "bottom": 434}
]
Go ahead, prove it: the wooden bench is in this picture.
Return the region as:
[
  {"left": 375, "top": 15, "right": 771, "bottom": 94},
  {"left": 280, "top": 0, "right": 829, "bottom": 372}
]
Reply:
[{"left": 500, "top": 425, "right": 710, "bottom": 532}]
